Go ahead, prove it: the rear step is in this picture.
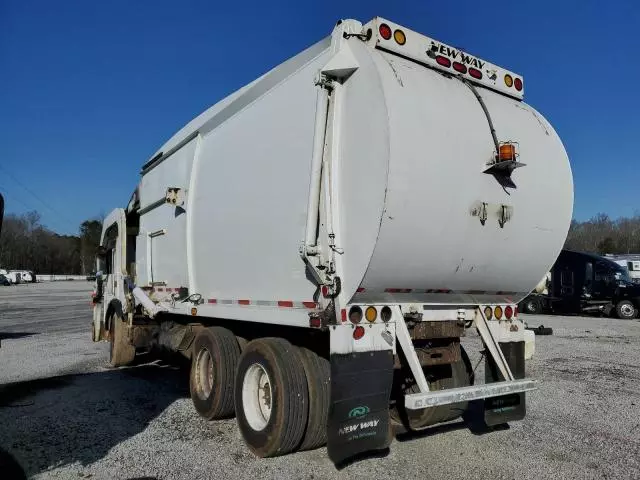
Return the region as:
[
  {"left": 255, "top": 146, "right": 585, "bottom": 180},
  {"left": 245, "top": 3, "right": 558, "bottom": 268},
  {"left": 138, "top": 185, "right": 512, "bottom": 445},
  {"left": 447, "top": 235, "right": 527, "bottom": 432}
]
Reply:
[{"left": 405, "top": 378, "right": 537, "bottom": 410}]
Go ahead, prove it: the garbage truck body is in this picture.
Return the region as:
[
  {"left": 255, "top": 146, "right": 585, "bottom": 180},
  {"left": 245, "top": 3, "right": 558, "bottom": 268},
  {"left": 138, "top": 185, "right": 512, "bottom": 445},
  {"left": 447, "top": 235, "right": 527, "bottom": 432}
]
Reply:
[{"left": 92, "top": 17, "right": 573, "bottom": 463}]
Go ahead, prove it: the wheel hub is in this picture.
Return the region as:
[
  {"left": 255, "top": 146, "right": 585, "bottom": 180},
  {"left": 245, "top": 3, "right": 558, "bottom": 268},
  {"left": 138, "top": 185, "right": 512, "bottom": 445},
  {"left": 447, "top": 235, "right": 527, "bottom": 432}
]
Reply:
[{"left": 243, "top": 363, "right": 273, "bottom": 431}]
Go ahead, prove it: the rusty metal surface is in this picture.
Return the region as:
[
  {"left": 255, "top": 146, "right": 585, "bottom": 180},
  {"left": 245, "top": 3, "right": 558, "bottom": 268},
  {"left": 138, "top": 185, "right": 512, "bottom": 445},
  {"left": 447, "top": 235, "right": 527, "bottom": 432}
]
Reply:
[
  {"left": 410, "top": 321, "right": 464, "bottom": 340},
  {"left": 394, "top": 341, "right": 461, "bottom": 368}
]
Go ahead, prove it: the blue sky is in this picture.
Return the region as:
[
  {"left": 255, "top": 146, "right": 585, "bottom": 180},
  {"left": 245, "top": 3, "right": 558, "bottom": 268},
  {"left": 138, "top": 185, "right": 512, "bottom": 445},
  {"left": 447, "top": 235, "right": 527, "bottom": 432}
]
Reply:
[{"left": 1, "top": 0, "right": 638, "bottom": 235}]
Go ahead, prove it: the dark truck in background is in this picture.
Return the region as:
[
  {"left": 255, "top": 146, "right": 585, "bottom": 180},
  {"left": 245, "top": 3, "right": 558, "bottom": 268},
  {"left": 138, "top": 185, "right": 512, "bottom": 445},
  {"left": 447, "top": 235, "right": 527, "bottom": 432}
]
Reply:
[{"left": 519, "top": 249, "right": 640, "bottom": 319}]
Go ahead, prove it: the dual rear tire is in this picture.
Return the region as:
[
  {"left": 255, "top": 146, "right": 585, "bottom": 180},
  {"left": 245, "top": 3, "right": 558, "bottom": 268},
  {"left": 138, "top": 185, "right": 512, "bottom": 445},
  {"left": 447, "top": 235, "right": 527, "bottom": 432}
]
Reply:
[{"left": 189, "top": 329, "right": 330, "bottom": 456}]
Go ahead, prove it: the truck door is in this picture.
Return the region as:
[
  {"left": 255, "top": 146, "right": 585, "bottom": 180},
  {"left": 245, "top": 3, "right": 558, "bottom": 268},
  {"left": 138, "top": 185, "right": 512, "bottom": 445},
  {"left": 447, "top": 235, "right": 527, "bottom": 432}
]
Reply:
[{"left": 92, "top": 209, "right": 127, "bottom": 342}]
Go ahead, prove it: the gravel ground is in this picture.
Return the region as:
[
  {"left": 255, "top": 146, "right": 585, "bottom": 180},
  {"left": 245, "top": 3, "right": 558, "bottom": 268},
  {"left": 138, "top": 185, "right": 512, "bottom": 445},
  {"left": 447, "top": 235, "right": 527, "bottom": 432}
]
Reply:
[{"left": 1, "top": 282, "right": 639, "bottom": 479}]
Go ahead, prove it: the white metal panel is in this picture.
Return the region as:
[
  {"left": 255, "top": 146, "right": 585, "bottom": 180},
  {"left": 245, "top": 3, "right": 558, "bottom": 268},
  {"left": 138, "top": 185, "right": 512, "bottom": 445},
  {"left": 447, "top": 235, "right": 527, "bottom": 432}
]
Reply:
[
  {"left": 344, "top": 47, "right": 572, "bottom": 304},
  {"left": 188, "top": 49, "right": 330, "bottom": 303},
  {"left": 137, "top": 138, "right": 197, "bottom": 287},
  {"left": 139, "top": 137, "right": 197, "bottom": 209}
]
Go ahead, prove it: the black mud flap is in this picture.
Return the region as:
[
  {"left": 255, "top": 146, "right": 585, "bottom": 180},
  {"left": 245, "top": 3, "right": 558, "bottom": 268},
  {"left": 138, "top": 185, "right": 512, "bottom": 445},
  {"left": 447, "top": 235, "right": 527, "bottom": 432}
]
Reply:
[
  {"left": 327, "top": 350, "right": 394, "bottom": 465},
  {"left": 484, "top": 341, "right": 526, "bottom": 426}
]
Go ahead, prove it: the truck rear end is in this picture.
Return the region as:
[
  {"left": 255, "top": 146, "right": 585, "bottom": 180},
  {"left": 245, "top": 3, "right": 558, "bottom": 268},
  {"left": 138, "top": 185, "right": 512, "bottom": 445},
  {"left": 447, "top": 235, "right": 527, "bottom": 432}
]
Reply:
[{"left": 92, "top": 17, "right": 572, "bottom": 464}]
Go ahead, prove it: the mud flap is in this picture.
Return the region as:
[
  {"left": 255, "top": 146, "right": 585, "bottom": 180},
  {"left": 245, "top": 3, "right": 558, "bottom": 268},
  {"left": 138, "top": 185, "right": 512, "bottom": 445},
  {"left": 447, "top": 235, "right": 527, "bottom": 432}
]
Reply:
[
  {"left": 484, "top": 341, "right": 526, "bottom": 426},
  {"left": 327, "top": 350, "right": 394, "bottom": 464}
]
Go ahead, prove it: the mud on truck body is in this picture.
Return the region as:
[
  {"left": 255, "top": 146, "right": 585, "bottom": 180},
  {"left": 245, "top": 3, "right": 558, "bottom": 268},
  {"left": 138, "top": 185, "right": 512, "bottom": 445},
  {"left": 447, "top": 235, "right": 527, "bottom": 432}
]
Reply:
[{"left": 92, "top": 18, "right": 573, "bottom": 463}]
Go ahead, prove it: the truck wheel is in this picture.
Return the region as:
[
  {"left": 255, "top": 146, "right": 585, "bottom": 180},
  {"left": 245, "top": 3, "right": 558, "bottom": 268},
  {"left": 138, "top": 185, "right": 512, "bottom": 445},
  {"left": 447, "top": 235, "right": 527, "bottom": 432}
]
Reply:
[
  {"left": 391, "top": 346, "right": 472, "bottom": 430},
  {"left": 235, "top": 338, "right": 309, "bottom": 457},
  {"left": 190, "top": 327, "right": 240, "bottom": 419},
  {"left": 108, "top": 313, "right": 135, "bottom": 367},
  {"left": 522, "top": 297, "right": 543, "bottom": 315},
  {"left": 615, "top": 300, "right": 637, "bottom": 320},
  {"left": 297, "top": 347, "right": 330, "bottom": 451}
]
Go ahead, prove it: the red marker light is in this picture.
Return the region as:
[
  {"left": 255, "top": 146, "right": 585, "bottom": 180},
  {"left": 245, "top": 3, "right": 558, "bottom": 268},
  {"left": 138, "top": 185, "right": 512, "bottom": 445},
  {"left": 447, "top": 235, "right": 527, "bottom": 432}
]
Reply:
[
  {"left": 353, "top": 325, "right": 365, "bottom": 340},
  {"left": 514, "top": 78, "right": 523, "bottom": 91},
  {"left": 452, "top": 62, "right": 467, "bottom": 74},
  {"left": 379, "top": 23, "right": 392, "bottom": 40},
  {"left": 505, "top": 305, "right": 514, "bottom": 320},
  {"left": 435, "top": 55, "right": 451, "bottom": 68},
  {"left": 468, "top": 68, "right": 482, "bottom": 79}
]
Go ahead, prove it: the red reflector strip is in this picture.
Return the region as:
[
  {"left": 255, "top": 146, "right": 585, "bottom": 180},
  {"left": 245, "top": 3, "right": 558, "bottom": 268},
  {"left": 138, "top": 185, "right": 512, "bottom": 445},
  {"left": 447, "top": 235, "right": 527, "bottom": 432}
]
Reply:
[
  {"left": 468, "top": 68, "right": 482, "bottom": 79},
  {"left": 435, "top": 55, "right": 451, "bottom": 68},
  {"left": 385, "top": 288, "right": 413, "bottom": 293},
  {"left": 277, "top": 300, "right": 294, "bottom": 308},
  {"left": 238, "top": 300, "right": 250, "bottom": 305},
  {"left": 207, "top": 299, "right": 217, "bottom": 304},
  {"left": 452, "top": 61, "right": 467, "bottom": 73},
  {"left": 309, "top": 317, "right": 322, "bottom": 328},
  {"left": 303, "top": 301, "right": 317, "bottom": 309},
  {"left": 356, "top": 287, "right": 365, "bottom": 293},
  {"left": 341, "top": 308, "right": 347, "bottom": 322}
]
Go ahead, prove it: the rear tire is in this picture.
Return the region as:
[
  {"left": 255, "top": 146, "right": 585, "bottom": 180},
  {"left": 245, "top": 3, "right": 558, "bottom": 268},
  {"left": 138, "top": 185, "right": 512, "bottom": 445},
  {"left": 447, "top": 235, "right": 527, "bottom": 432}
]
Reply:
[
  {"left": 615, "top": 300, "right": 637, "bottom": 320},
  {"left": 235, "top": 338, "right": 309, "bottom": 457},
  {"left": 521, "top": 296, "right": 543, "bottom": 315},
  {"left": 189, "top": 327, "right": 240, "bottom": 419},
  {"left": 298, "top": 347, "right": 330, "bottom": 451},
  {"left": 108, "top": 313, "right": 135, "bottom": 367},
  {"left": 391, "top": 346, "right": 472, "bottom": 430}
]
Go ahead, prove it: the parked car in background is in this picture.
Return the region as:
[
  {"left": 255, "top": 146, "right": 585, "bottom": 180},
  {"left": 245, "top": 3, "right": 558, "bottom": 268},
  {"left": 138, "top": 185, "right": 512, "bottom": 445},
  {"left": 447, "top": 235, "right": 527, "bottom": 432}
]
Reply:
[{"left": 0, "top": 274, "right": 10, "bottom": 286}]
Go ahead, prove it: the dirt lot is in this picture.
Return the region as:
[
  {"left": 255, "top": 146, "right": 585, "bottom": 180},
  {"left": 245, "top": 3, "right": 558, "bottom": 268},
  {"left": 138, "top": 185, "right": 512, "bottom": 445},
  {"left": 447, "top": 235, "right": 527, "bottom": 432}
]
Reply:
[{"left": 1, "top": 282, "right": 639, "bottom": 479}]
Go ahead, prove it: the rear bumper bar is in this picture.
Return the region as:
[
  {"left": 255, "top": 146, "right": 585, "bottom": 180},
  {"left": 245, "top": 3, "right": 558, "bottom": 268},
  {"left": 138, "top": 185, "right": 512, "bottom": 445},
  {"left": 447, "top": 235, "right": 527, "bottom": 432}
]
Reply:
[{"left": 405, "top": 379, "right": 537, "bottom": 410}]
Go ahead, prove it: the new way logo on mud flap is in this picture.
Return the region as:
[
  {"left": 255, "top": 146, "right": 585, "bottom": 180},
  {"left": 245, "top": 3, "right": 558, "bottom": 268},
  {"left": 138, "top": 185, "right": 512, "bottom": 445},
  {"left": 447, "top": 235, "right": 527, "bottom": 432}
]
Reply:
[
  {"left": 338, "top": 418, "right": 380, "bottom": 436},
  {"left": 348, "top": 406, "right": 370, "bottom": 418}
]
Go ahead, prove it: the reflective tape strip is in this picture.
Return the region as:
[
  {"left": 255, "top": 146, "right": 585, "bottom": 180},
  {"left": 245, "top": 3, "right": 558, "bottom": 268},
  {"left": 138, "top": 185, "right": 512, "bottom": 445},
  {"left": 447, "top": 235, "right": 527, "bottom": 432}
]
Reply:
[{"left": 203, "top": 299, "right": 317, "bottom": 309}]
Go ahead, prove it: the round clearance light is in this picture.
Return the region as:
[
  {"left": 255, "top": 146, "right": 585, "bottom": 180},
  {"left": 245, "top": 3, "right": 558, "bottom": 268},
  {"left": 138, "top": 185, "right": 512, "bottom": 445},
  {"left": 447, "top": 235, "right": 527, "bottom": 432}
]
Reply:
[
  {"left": 494, "top": 306, "right": 503, "bottom": 320},
  {"left": 504, "top": 74, "right": 513, "bottom": 87},
  {"left": 349, "top": 306, "right": 363, "bottom": 324},
  {"left": 514, "top": 77, "right": 523, "bottom": 91},
  {"left": 381, "top": 306, "right": 392, "bottom": 323},
  {"left": 505, "top": 305, "right": 514, "bottom": 320},
  {"left": 365, "top": 306, "right": 377, "bottom": 323},
  {"left": 379, "top": 23, "right": 392, "bottom": 40},
  {"left": 393, "top": 29, "right": 406, "bottom": 45},
  {"left": 484, "top": 306, "right": 493, "bottom": 320},
  {"left": 353, "top": 325, "right": 365, "bottom": 340}
]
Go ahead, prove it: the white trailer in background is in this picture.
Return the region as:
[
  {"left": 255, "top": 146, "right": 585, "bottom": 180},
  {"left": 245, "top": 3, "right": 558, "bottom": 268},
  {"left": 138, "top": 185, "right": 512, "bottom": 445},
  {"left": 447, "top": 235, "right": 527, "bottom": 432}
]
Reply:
[{"left": 92, "top": 17, "right": 573, "bottom": 463}]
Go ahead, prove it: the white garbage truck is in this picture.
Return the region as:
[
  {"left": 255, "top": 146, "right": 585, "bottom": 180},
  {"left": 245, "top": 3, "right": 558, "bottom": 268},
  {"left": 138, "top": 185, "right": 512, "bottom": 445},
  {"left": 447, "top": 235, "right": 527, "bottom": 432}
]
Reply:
[{"left": 92, "top": 17, "right": 573, "bottom": 463}]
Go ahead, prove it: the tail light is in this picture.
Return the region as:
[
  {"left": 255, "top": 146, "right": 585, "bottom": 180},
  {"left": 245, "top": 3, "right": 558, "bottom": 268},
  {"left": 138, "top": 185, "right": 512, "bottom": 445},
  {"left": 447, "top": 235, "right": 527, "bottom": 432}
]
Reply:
[
  {"left": 504, "top": 74, "right": 513, "bottom": 87},
  {"left": 468, "top": 68, "right": 482, "bottom": 79},
  {"left": 436, "top": 55, "right": 451, "bottom": 68},
  {"left": 452, "top": 62, "right": 467, "bottom": 74},
  {"left": 381, "top": 306, "right": 392, "bottom": 322},
  {"left": 393, "top": 29, "right": 406, "bottom": 45},
  {"left": 379, "top": 23, "right": 392, "bottom": 40},
  {"left": 494, "top": 306, "right": 503, "bottom": 320},
  {"left": 353, "top": 325, "right": 365, "bottom": 340},
  {"left": 349, "top": 306, "right": 363, "bottom": 324},
  {"left": 505, "top": 305, "right": 514, "bottom": 319},
  {"left": 365, "top": 306, "right": 377, "bottom": 323},
  {"left": 484, "top": 306, "right": 493, "bottom": 320},
  {"left": 514, "top": 78, "right": 523, "bottom": 91}
]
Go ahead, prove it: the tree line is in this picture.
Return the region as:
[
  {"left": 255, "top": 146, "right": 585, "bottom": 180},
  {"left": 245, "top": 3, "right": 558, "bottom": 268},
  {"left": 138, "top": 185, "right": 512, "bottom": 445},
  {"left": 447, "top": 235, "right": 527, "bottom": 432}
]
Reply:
[
  {"left": 564, "top": 213, "right": 640, "bottom": 255},
  {"left": 0, "top": 210, "right": 638, "bottom": 275},
  {"left": 0, "top": 211, "right": 102, "bottom": 275}
]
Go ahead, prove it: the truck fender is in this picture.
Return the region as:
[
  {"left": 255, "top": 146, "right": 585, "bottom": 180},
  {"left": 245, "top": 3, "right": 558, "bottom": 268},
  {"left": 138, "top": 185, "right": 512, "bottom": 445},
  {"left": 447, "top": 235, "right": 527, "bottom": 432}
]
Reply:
[{"left": 105, "top": 299, "right": 125, "bottom": 333}]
